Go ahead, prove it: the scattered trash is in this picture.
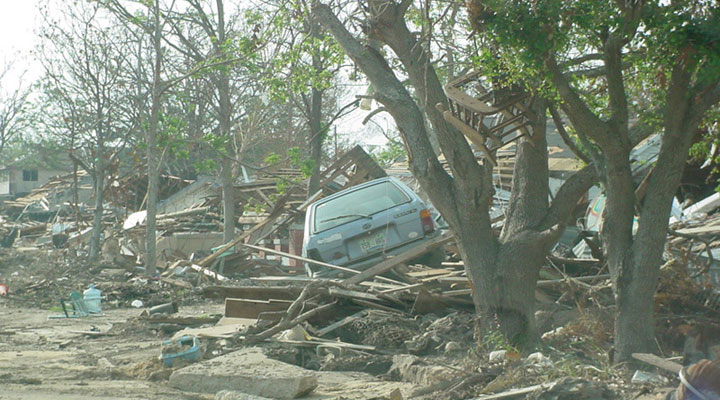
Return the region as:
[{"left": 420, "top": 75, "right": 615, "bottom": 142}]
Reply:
[
  {"left": 161, "top": 335, "right": 202, "bottom": 367},
  {"left": 131, "top": 300, "right": 144, "bottom": 308},
  {"left": 631, "top": 370, "right": 668, "bottom": 385},
  {"left": 0, "top": 283, "right": 7, "bottom": 296},
  {"left": 148, "top": 301, "right": 179, "bottom": 315},
  {"left": 83, "top": 284, "right": 102, "bottom": 314}
]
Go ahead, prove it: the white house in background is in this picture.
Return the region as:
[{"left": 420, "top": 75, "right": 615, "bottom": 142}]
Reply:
[{"left": 0, "top": 164, "right": 67, "bottom": 198}]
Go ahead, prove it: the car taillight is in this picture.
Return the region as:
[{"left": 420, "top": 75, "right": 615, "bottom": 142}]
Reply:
[
  {"left": 307, "top": 248, "right": 323, "bottom": 262},
  {"left": 420, "top": 209, "right": 434, "bottom": 234}
]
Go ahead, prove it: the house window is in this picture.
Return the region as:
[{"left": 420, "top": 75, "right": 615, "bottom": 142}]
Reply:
[{"left": 22, "top": 170, "right": 38, "bottom": 182}]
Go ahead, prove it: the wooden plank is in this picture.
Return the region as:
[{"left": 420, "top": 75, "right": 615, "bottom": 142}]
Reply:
[
  {"left": 197, "top": 194, "right": 289, "bottom": 267},
  {"left": 536, "top": 274, "right": 611, "bottom": 289},
  {"left": 239, "top": 242, "right": 408, "bottom": 287},
  {"left": 406, "top": 268, "right": 453, "bottom": 278},
  {"left": 160, "top": 277, "right": 193, "bottom": 289},
  {"left": 344, "top": 233, "right": 455, "bottom": 285},
  {"left": 631, "top": 353, "right": 682, "bottom": 374},
  {"left": 316, "top": 311, "right": 366, "bottom": 337},
  {"left": 171, "top": 324, "right": 248, "bottom": 340},
  {"left": 224, "top": 298, "right": 293, "bottom": 319},
  {"left": 202, "top": 286, "right": 302, "bottom": 301},
  {"left": 675, "top": 225, "right": 720, "bottom": 236},
  {"left": 380, "top": 282, "right": 425, "bottom": 294},
  {"left": 439, "top": 108, "right": 497, "bottom": 166},
  {"left": 352, "top": 299, "right": 406, "bottom": 314},
  {"left": 189, "top": 264, "right": 229, "bottom": 282},
  {"left": 272, "top": 338, "right": 376, "bottom": 352},
  {"left": 445, "top": 86, "right": 499, "bottom": 115},
  {"left": 442, "top": 288, "right": 473, "bottom": 297},
  {"left": 328, "top": 288, "right": 385, "bottom": 303},
  {"left": 141, "top": 315, "right": 221, "bottom": 325},
  {"left": 471, "top": 382, "right": 557, "bottom": 399}
]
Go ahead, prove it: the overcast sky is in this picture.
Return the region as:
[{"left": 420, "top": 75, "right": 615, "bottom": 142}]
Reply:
[
  {"left": 0, "top": 0, "right": 42, "bottom": 85},
  {"left": 0, "top": 0, "right": 389, "bottom": 146}
]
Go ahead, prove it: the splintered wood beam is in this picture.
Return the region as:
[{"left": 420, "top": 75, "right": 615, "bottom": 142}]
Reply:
[
  {"left": 238, "top": 242, "right": 408, "bottom": 287},
  {"left": 224, "top": 298, "right": 293, "bottom": 319},
  {"left": 343, "top": 233, "right": 455, "bottom": 285},
  {"left": 196, "top": 194, "right": 289, "bottom": 267},
  {"left": 436, "top": 103, "right": 497, "bottom": 166},
  {"left": 631, "top": 353, "right": 682, "bottom": 374}
]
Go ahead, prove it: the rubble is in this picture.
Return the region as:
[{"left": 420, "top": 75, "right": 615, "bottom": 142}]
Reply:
[
  {"left": 168, "top": 347, "right": 318, "bottom": 397},
  {"left": 2, "top": 143, "right": 720, "bottom": 400}
]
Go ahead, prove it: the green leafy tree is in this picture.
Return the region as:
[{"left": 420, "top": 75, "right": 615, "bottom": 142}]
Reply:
[{"left": 467, "top": 0, "right": 720, "bottom": 361}]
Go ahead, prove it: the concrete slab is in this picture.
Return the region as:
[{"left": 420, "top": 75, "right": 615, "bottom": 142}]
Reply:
[
  {"left": 311, "top": 371, "right": 418, "bottom": 399},
  {"left": 169, "top": 347, "right": 317, "bottom": 399}
]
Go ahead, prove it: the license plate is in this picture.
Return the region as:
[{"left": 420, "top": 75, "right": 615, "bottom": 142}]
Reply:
[{"left": 359, "top": 230, "right": 386, "bottom": 253}]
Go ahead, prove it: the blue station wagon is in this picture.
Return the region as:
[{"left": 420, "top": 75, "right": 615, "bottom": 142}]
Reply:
[{"left": 302, "top": 177, "right": 441, "bottom": 277}]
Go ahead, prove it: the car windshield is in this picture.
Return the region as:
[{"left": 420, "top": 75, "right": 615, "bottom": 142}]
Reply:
[{"left": 313, "top": 181, "right": 410, "bottom": 233}]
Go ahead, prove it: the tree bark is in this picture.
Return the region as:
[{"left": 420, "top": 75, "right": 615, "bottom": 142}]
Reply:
[{"left": 314, "top": 3, "right": 594, "bottom": 349}]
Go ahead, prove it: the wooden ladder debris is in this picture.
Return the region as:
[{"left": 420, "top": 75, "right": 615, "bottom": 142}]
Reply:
[{"left": 440, "top": 71, "right": 535, "bottom": 166}]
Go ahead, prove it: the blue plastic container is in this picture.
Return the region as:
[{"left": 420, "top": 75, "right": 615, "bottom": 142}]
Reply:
[{"left": 161, "top": 335, "right": 202, "bottom": 366}]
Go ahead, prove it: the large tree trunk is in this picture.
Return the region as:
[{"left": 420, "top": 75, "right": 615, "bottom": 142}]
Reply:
[
  {"left": 612, "top": 84, "right": 701, "bottom": 362},
  {"left": 600, "top": 150, "right": 641, "bottom": 361},
  {"left": 315, "top": 4, "right": 594, "bottom": 349},
  {"left": 215, "top": 0, "right": 236, "bottom": 247}
]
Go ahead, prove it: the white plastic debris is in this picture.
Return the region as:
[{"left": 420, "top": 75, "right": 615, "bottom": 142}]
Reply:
[
  {"left": 488, "top": 350, "right": 507, "bottom": 363},
  {"left": 526, "top": 352, "right": 554, "bottom": 368},
  {"left": 131, "top": 299, "right": 144, "bottom": 308},
  {"left": 631, "top": 370, "right": 668, "bottom": 385}
]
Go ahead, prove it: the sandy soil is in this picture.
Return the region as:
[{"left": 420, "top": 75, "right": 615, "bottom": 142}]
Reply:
[{"left": 0, "top": 301, "right": 223, "bottom": 400}]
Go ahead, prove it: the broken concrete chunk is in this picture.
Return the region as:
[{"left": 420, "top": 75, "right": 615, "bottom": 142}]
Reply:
[
  {"left": 215, "top": 390, "right": 273, "bottom": 400},
  {"left": 530, "top": 377, "right": 614, "bottom": 399},
  {"left": 388, "top": 354, "right": 456, "bottom": 386},
  {"left": 169, "top": 347, "right": 317, "bottom": 398}
]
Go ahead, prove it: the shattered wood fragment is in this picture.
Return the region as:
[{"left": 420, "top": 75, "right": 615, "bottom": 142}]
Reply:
[
  {"left": 244, "top": 281, "right": 339, "bottom": 344},
  {"left": 316, "top": 310, "right": 366, "bottom": 337},
  {"left": 160, "top": 277, "right": 193, "bottom": 289},
  {"left": 471, "top": 381, "right": 559, "bottom": 399},
  {"left": 327, "top": 287, "right": 386, "bottom": 303},
  {"left": 352, "top": 299, "right": 407, "bottom": 315},
  {"left": 202, "top": 285, "right": 302, "bottom": 301},
  {"left": 343, "top": 233, "right": 455, "bottom": 285},
  {"left": 631, "top": 353, "right": 682, "bottom": 374},
  {"left": 535, "top": 274, "right": 611, "bottom": 289},
  {"left": 224, "top": 298, "right": 293, "bottom": 319},
  {"left": 141, "top": 315, "right": 220, "bottom": 325},
  {"left": 411, "top": 288, "right": 449, "bottom": 314},
  {"left": 271, "top": 338, "right": 376, "bottom": 352},
  {"left": 189, "top": 264, "right": 228, "bottom": 282},
  {"left": 196, "top": 193, "right": 290, "bottom": 268},
  {"left": 240, "top": 242, "right": 409, "bottom": 286}
]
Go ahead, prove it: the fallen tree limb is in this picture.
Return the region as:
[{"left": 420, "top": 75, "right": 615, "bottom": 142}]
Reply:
[{"left": 244, "top": 302, "right": 337, "bottom": 345}]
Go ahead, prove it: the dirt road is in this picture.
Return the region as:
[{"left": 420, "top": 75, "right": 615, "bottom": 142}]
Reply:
[{"left": 0, "top": 301, "right": 222, "bottom": 400}]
